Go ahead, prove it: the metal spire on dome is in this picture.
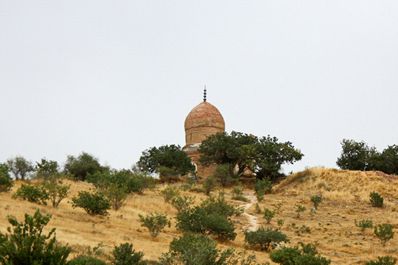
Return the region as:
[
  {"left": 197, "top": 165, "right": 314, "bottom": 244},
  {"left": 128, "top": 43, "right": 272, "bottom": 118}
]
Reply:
[{"left": 203, "top": 86, "right": 207, "bottom": 102}]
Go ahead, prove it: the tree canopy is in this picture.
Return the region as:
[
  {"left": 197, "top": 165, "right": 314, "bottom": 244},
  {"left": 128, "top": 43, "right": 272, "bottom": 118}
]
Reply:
[
  {"left": 199, "top": 131, "right": 303, "bottom": 180},
  {"left": 137, "top": 145, "right": 195, "bottom": 178},
  {"left": 64, "top": 152, "right": 105, "bottom": 181},
  {"left": 6, "top": 156, "right": 34, "bottom": 180}
]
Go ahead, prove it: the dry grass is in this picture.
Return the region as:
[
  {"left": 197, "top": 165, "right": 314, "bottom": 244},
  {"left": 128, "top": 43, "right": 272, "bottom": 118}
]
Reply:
[{"left": 0, "top": 168, "right": 397, "bottom": 264}]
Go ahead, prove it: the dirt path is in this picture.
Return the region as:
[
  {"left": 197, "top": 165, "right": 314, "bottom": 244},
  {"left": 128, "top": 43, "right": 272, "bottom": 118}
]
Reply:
[{"left": 241, "top": 192, "right": 259, "bottom": 231}]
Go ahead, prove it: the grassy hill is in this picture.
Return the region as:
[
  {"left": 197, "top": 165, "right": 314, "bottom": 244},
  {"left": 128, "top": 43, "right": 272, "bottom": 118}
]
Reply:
[{"left": 0, "top": 168, "right": 397, "bottom": 264}]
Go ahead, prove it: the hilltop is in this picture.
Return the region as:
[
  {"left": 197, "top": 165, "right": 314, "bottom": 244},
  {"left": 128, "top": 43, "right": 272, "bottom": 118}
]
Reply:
[{"left": 0, "top": 168, "right": 397, "bottom": 264}]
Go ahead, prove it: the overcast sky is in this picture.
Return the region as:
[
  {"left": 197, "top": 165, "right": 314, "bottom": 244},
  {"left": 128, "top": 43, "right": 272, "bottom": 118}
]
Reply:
[{"left": 1, "top": 1, "right": 397, "bottom": 172}]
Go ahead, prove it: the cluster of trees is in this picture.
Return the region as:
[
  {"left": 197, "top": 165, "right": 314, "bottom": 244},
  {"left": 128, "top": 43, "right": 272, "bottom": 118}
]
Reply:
[{"left": 337, "top": 139, "right": 398, "bottom": 174}]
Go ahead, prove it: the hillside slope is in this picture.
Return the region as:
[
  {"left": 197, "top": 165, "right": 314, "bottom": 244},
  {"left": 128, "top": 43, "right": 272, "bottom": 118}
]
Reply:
[{"left": 0, "top": 168, "right": 397, "bottom": 264}]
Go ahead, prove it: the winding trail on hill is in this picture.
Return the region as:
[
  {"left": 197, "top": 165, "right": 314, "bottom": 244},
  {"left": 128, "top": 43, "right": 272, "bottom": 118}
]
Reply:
[{"left": 242, "top": 191, "right": 259, "bottom": 231}]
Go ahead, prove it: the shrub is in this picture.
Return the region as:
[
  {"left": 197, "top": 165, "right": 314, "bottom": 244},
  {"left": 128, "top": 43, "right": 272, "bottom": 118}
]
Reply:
[
  {"left": 103, "top": 184, "right": 128, "bottom": 210},
  {"left": 203, "top": 176, "right": 216, "bottom": 196},
  {"left": 310, "top": 195, "right": 322, "bottom": 210},
  {"left": 13, "top": 184, "right": 49, "bottom": 205},
  {"left": 366, "top": 256, "right": 397, "bottom": 265},
  {"left": 374, "top": 224, "right": 394, "bottom": 246},
  {"left": 72, "top": 191, "right": 111, "bottom": 215},
  {"left": 270, "top": 243, "right": 331, "bottom": 265},
  {"left": 370, "top": 192, "right": 384, "bottom": 208},
  {"left": 0, "top": 163, "right": 12, "bottom": 192},
  {"left": 176, "top": 194, "right": 238, "bottom": 241},
  {"left": 171, "top": 195, "right": 195, "bottom": 212},
  {"left": 355, "top": 219, "right": 373, "bottom": 232},
  {"left": 68, "top": 256, "right": 107, "bottom": 265},
  {"left": 295, "top": 204, "right": 306, "bottom": 218},
  {"left": 263, "top": 208, "right": 275, "bottom": 224},
  {"left": 244, "top": 227, "right": 288, "bottom": 251},
  {"left": 254, "top": 179, "right": 272, "bottom": 202},
  {"left": 138, "top": 213, "right": 170, "bottom": 238},
  {"left": 159, "top": 234, "right": 234, "bottom": 265},
  {"left": 277, "top": 219, "right": 284, "bottom": 229},
  {"left": 43, "top": 179, "right": 70, "bottom": 208},
  {"left": 161, "top": 185, "right": 180, "bottom": 203},
  {"left": 0, "top": 210, "right": 71, "bottom": 265},
  {"left": 232, "top": 185, "right": 249, "bottom": 202},
  {"left": 112, "top": 243, "right": 146, "bottom": 265}
]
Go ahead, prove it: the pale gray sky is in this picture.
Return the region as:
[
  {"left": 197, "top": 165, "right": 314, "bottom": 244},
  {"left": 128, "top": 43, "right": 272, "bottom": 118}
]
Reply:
[{"left": 1, "top": 1, "right": 397, "bottom": 172}]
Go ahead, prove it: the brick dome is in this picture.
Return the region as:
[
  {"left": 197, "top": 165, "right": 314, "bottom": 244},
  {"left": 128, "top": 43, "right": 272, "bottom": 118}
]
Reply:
[{"left": 184, "top": 101, "right": 225, "bottom": 146}]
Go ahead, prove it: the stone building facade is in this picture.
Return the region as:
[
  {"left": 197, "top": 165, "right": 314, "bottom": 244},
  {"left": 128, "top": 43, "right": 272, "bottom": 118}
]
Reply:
[{"left": 183, "top": 94, "right": 225, "bottom": 178}]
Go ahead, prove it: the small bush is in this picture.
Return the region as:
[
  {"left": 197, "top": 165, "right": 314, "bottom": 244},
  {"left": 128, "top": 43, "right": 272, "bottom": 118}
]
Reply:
[
  {"left": 68, "top": 256, "right": 107, "bottom": 265},
  {"left": 370, "top": 192, "right": 384, "bottom": 208},
  {"left": 295, "top": 204, "right": 306, "bottom": 218},
  {"left": 232, "top": 185, "right": 249, "bottom": 202},
  {"left": 13, "top": 184, "right": 49, "bottom": 205},
  {"left": 244, "top": 227, "right": 288, "bottom": 251},
  {"left": 171, "top": 195, "right": 195, "bottom": 212},
  {"left": 72, "top": 191, "right": 111, "bottom": 215},
  {"left": 112, "top": 243, "right": 146, "bottom": 265},
  {"left": 254, "top": 179, "right": 272, "bottom": 202},
  {"left": 366, "top": 256, "right": 397, "bottom": 265},
  {"left": 160, "top": 186, "right": 180, "bottom": 203},
  {"left": 270, "top": 243, "right": 330, "bottom": 265},
  {"left": 277, "top": 219, "right": 284, "bottom": 229},
  {"left": 0, "top": 163, "right": 12, "bottom": 192},
  {"left": 263, "top": 208, "right": 275, "bottom": 224},
  {"left": 159, "top": 234, "right": 234, "bottom": 265},
  {"left": 355, "top": 219, "right": 373, "bottom": 232},
  {"left": 43, "top": 179, "right": 70, "bottom": 208},
  {"left": 310, "top": 195, "right": 322, "bottom": 210},
  {"left": 374, "top": 224, "right": 394, "bottom": 246},
  {"left": 138, "top": 213, "right": 170, "bottom": 238},
  {"left": 203, "top": 176, "right": 216, "bottom": 196},
  {"left": 0, "top": 210, "right": 71, "bottom": 265}
]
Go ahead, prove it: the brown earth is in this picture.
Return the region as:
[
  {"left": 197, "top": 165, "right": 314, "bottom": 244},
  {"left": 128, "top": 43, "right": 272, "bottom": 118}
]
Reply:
[{"left": 0, "top": 167, "right": 397, "bottom": 264}]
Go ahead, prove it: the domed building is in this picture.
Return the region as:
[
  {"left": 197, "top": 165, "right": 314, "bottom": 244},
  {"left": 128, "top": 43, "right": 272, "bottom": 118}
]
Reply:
[{"left": 183, "top": 89, "right": 225, "bottom": 178}]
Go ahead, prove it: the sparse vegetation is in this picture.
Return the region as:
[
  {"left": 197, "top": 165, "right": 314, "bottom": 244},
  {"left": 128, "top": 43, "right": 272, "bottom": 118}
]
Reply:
[
  {"left": 0, "top": 210, "right": 71, "bottom": 265},
  {"left": 232, "top": 185, "right": 249, "bottom": 202},
  {"left": 366, "top": 256, "right": 397, "bottom": 265},
  {"left": 263, "top": 208, "right": 275, "bottom": 224},
  {"left": 203, "top": 176, "right": 216, "bottom": 196},
  {"left": 255, "top": 179, "right": 272, "bottom": 201},
  {"left": 214, "top": 163, "right": 237, "bottom": 187},
  {"left": 355, "top": 219, "right": 373, "bottom": 232},
  {"left": 43, "top": 178, "right": 70, "bottom": 208},
  {"left": 374, "top": 224, "right": 394, "bottom": 246},
  {"left": 138, "top": 213, "right": 170, "bottom": 238},
  {"left": 370, "top": 192, "right": 384, "bottom": 208},
  {"left": 295, "top": 204, "right": 306, "bottom": 218},
  {"left": 161, "top": 185, "right": 181, "bottom": 203},
  {"left": 244, "top": 227, "right": 288, "bottom": 251},
  {"left": 171, "top": 195, "right": 195, "bottom": 212},
  {"left": 72, "top": 191, "right": 111, "bottom": 215},
  {"left": 310, "top": 195, "right": 322, "bottom": 210}
]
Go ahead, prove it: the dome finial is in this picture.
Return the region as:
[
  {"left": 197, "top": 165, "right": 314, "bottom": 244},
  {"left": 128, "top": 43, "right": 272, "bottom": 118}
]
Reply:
[{"left": 203, "top": 85, "right": 207, "bottom": 102}]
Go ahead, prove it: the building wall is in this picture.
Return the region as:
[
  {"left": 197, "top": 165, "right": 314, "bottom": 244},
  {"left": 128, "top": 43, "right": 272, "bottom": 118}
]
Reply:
[{"left": 185, "top": 126, "right": 224, "bottom": 146}]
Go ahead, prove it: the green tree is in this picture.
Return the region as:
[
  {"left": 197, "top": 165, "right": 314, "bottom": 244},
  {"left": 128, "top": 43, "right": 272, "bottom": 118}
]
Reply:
[
  {"left": 366, "top": 256, "right": 397, "bottom": 265},
  {"left": 0, "top": 210, "right": 71, "bottom": 265},
  {"left": 7, "top": 156, "right": 34, "bottom": 180},
  {"left": 199, "top": 131, "right": 303, "bottom": 181},
  {"left": 244, "top": 227, "right": 288, "bottom": 251},
  {"left": 270, "top": 243, "right": 330, "bottom": 265},
  {"left": 0, "top": 163, "right": 13, "bottom": 192},
  {"left": 378, "top": 145, "right": 398, "bottom": 174},
  {"left": 13, "top": 184, "right": 49, "bottom": 205},
  {"left": 336, "top": 139, "right": 378, "bottom": 170},
  {"left": 64, "top": 152, "right": 105, "bottom": 181},
  {"left": 43, "top": 179, "right": 70, "bottom": 208},
  {"left": 35, "top": 158, "right": 59, "bottom": 179},
  {"left": 213, "top": 164, "right": 237, "bottom": 187},
  {"left": 137, "top": 145, "right": 195, "bottom": 180}
]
